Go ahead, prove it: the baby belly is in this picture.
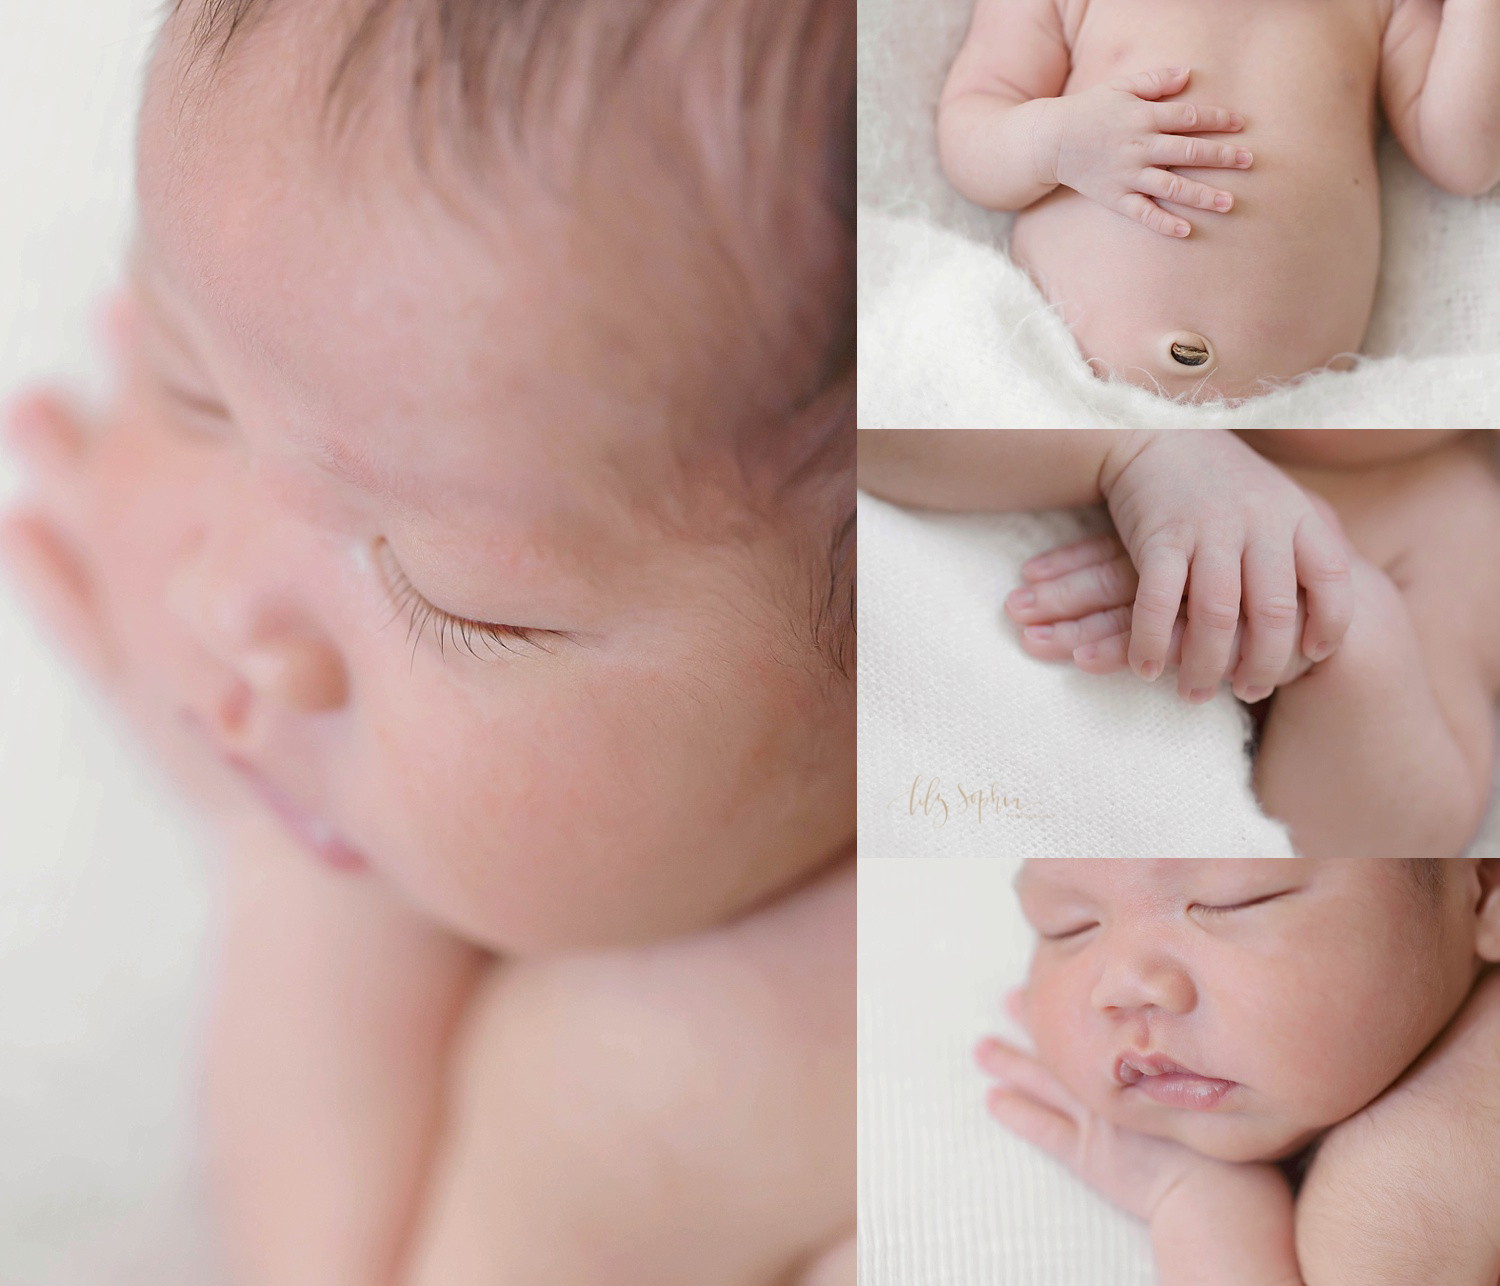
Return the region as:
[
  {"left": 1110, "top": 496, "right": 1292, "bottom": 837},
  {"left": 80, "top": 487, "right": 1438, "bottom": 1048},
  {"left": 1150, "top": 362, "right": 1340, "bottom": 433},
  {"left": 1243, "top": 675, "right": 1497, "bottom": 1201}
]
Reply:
[{"left": 1010, "top": 35, "right": 1383, "bottom": 399}]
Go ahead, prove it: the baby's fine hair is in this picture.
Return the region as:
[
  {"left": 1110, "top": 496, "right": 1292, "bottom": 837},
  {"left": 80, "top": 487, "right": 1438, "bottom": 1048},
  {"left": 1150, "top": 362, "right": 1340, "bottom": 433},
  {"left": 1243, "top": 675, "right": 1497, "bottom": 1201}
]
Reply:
[{"left": 164, "top": 0, "right": 855, "bottom": 677}]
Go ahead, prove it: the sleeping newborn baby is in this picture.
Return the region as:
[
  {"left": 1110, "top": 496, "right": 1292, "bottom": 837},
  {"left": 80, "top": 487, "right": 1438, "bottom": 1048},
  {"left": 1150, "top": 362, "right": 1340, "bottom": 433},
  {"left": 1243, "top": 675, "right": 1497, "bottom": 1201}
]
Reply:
[
  {"left": 0, "top": 0, "right": 854, "bottom": 1280},
  {"left": 937, "top": 0, "right": 1500, "bottom": 399},
  {"left": 978, "top": 858, "right": 1500, "bottom": 1285}
]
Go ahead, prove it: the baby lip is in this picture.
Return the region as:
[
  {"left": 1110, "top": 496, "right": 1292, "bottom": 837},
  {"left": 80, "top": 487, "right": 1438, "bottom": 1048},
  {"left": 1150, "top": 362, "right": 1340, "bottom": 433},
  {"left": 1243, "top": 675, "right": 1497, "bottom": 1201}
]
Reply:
[{"left": 1115, "top": 1051, "right": 1214, "bottom": 1085}]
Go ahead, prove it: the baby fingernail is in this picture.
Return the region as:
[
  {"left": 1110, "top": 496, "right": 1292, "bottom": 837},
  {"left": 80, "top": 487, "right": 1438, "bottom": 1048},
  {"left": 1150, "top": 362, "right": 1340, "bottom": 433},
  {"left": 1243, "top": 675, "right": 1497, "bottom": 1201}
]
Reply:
[
  {"left": 1188, "top": 687, "right": 1213, "bottom": 703},
  {"left": 1023, "top": 624, "right": 1053, "bottom": 640},
  {"left": 1213, "top": 193, "right": 1232, "bottom": 211},
  {"left": 1236, "top": 149, "right": 1253, "bottom": 167},
  {"left": 1240, "top": 685, "right": 1272, "bottom": 703},
  {"left": 1229, "top": 112, "right": 1244, "bottom": 129},
  {"left": 1141, "top": 661, "right": 1162, "bottom": 681},
  {"left": 1175, "top": 222, "right": 1191, "bottom": 237},
  {"left": 1007, "top": 588, "right": 1035, "bottom": 610},
  {"left": 1308, "top": 641, "right": 1334, "bottom": 662},
  {"left": 1075, "top": 643, "right": 1098, "bottom": 661}
]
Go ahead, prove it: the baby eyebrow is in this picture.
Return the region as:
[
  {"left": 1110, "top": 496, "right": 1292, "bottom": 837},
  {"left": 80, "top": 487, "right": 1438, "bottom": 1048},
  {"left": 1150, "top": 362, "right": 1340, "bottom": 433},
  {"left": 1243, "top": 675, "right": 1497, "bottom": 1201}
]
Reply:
[{"left": 299, "top": 432, "right": 416, "bottom": 509}]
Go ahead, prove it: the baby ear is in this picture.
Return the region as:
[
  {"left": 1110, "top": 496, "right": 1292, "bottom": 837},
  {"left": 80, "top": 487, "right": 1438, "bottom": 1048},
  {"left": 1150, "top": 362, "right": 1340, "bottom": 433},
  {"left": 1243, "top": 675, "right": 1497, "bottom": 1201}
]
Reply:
[{"left": 1474, "top": 859, "right": 1500, "bottom": 963}]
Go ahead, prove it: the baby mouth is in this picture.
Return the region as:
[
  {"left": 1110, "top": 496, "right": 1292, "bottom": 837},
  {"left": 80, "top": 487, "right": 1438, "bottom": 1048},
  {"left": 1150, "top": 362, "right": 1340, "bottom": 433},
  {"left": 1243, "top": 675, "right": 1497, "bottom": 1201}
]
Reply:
[{"left": 1115, "top": 1053, "right": 1238, "bottom": 1110}]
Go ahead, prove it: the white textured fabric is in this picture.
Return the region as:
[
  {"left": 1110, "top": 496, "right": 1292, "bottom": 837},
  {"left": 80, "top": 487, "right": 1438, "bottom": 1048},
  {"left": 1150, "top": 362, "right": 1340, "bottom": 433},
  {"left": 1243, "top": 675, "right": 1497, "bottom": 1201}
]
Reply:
[
  {"left": 857, "top": 0, "right": 1500, "bottom": 428},
  {"left": 0, "top": 3, "right": 229, "bottom": 1282},
  {"left": 858, "top": 857, "right": 1158, "bottom": 1286}
]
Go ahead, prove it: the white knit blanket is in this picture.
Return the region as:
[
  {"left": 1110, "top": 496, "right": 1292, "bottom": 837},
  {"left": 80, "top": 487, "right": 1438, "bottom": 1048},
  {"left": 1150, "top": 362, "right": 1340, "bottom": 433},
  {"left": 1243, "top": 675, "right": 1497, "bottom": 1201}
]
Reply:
[{"left": 857, "top": 0, "right": 1500, "bottom": 427}]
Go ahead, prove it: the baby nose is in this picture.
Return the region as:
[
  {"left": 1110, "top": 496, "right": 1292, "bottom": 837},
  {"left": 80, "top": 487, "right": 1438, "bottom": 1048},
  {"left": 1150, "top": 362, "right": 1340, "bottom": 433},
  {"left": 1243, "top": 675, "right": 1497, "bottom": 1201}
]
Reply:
[
  {"left": 1162, "top": 330, "right": 1215, "bottom": 373},
  {"left": 168, "top": 558, "right": 348, "bottom": 715},
  {"left": 1090, "top": 951, "right": 1196, "bottom": 1016}
]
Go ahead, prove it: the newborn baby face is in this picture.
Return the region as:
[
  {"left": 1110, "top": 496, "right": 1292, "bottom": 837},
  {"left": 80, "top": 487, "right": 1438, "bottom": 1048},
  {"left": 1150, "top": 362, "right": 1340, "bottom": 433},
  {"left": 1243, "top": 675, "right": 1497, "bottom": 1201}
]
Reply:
[
  {"left": 1013, "top": 860, "right": 1489, "bottom": 1162},
  {"left": 123, "top": 2, "right": 852, "bottom": 952}
]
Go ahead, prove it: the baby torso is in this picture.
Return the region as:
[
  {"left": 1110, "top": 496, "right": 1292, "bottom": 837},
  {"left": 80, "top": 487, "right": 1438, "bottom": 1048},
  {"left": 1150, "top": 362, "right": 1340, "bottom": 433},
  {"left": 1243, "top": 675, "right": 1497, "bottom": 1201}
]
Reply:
[{"left": 1010, "top": 0, "right": 1391, "bottom": 398}]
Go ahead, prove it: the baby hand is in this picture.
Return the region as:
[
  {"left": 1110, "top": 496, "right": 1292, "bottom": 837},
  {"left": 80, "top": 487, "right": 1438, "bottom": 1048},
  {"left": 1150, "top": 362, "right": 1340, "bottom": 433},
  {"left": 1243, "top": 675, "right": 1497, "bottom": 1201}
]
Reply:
[
  {"left": 1046, "top": 67, "right": 1252, "bottom": 237},
  {"left": 1057, "top": 430, "right": 1352, "bottom": 701},
  {"left": 976, "top": 1030, "right": 1221, "bottom": 1224},
  {"left": 0, "top": 290, "right": 250, "bottom": 831},
  {"left": 1006, "top": 530, "right": 1317, "bottom": 699}
]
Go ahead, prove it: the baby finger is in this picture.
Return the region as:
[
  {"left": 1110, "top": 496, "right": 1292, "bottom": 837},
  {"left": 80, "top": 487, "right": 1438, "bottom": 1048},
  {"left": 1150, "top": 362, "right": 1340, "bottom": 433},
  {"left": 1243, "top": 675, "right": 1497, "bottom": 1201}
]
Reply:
[
  {"left": 986, "top": 1086, "right": 1079, "bottom": 1161},
  {"left": 1294, "top": 512, "right": 1354, "bottom": 663},
  {"left": 1152, "top": 101, "right": 1244, "bottom": 134},
  {"left": 1138, "top": 168, "right": 1233, "bottom": 213},
  {"left": 1020, "top": 605, "right": 1133, "bottom": 660},
  {"left": 1178, "top": 544, "right": 1242, "bottom": 700},
  {"left": 1127, "top": 539, "right": 1189, "bottom": 678},
  {"left": 1020, "top": 532, "right": 1125, "bottom": 583},
  {"left": 0, "top": 511, "right": 117, "bottom": 684},
  {"left": 1232, "top": 538, "right": 1297, "bottom": 700},
  {"left": 1150, "top": 135, "right": 1252, "bottom": 171},
  {"left": 1117, "top": 192, "right": 1191, "bottom": 238},
  {"left": 1006, "top": 554, "right": 1137, "bottom": 623}
]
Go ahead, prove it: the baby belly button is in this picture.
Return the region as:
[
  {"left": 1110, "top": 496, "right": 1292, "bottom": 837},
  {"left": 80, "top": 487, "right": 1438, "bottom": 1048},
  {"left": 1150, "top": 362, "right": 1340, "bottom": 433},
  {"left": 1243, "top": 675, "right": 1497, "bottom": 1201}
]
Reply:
[{"left": 1164, "top": 330, "right": 1214, "bottom": 370}]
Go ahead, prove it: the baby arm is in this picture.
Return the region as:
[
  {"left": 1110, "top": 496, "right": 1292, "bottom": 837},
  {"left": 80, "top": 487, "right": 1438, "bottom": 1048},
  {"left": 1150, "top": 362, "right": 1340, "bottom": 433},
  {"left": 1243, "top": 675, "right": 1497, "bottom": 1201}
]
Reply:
[
  {"left": 204, "top": 813, "right": 489, "bottom": 1286},
  {"left": 939, "top": 0, "right": 1251, "bottom": 236},
  {"left": 1380, "top": 0, "right": 1500, "bottom": 195}
]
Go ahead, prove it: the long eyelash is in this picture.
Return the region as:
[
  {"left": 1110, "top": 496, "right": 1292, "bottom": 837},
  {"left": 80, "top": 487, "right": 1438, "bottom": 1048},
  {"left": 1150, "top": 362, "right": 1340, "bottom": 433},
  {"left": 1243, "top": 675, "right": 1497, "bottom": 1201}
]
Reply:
[{"left": 375, "top": 544, "right": 556, "bottom": 666}]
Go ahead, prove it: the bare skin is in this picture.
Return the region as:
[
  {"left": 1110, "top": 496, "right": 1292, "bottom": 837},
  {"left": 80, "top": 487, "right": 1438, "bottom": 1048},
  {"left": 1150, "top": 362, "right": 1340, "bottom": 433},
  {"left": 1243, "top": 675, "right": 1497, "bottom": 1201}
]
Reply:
[
  {"left": 1013, "top": 431, "right": 1500, "bottom": 858},
  {"left": 979, "top": 858, "right": 1500, "bottom": 1286},
  {"left": 938, "top": 0, "right": 1500, "bottom": 399}
]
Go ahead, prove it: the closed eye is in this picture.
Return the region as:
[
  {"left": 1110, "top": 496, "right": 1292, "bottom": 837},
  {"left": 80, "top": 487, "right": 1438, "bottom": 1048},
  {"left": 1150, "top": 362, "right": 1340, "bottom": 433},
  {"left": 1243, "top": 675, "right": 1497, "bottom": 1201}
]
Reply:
[
  {"left": 1196, "top": 891, "right": 1291, "bottom": 916},
  {"left": 376, "top": 541, "right": 566, "bottom": 665},
  {"left": 1040, "top": 923, "right": 1098, "bottom": 941}
]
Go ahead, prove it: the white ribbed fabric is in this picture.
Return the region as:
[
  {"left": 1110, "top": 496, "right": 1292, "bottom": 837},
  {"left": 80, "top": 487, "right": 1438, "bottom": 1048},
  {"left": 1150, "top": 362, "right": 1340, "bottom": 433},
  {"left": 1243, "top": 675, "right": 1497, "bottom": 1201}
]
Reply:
[
  {"left": 858, "top": 858, "right": 1159, "bottom": 1286},
  {"left": 857, "top": 0, "right": 1500, "bottom": 428}
]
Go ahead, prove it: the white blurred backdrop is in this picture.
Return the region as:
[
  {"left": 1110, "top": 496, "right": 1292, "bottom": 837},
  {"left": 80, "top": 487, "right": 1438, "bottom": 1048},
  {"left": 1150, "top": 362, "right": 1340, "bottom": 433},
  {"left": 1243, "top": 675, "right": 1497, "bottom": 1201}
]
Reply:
[{"left": 0, "top": 3, "right": 227, "bottom": 1281}]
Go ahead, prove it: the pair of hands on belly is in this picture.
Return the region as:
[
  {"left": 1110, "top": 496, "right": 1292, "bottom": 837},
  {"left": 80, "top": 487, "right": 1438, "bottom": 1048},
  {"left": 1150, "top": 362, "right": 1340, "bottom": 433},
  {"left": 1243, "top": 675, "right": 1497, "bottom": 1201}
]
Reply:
[{"left": 1004, "top": 429, "right": 1353, "bottom": 703}]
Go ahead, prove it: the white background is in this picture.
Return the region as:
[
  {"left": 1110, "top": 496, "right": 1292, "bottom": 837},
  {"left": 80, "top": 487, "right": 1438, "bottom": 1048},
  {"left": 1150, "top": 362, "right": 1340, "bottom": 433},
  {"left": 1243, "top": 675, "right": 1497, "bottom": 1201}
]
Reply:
[{"left": 0, "top": 3, "right": 226, "bottom": 1281}]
